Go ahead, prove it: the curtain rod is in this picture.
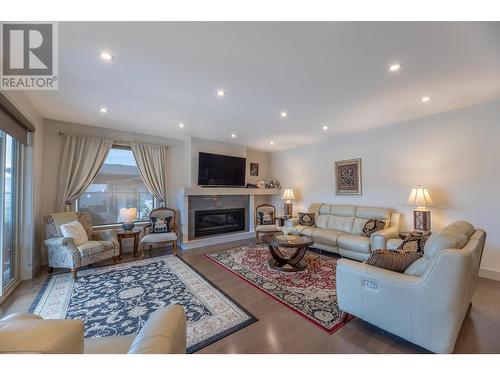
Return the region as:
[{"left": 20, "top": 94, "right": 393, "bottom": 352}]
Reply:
[{"left": 57, "top": 132, "right": 168, "bottom": 148}]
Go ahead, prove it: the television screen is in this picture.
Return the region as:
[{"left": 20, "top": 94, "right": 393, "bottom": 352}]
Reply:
[{"left": 198, "top": 152, "right": 246, "bottom": 187}]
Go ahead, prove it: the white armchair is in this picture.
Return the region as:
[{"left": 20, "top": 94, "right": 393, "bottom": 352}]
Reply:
[{"left": 336, "top": 221, "right": 486, "bottom": 353}]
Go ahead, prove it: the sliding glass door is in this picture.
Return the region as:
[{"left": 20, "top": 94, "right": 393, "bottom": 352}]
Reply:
[{"left": 0, "top": 130, "right": 18, "bottom": 296}]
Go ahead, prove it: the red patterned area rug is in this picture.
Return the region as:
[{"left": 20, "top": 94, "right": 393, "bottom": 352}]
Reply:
[{"left": 206, "top": 245, "right": 350, "bottom": 334}]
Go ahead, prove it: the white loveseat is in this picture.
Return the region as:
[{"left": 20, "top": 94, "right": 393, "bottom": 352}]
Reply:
[
  {"left": 336, "top": 221, "right": 486, "bottom": 353},
  {"left": 285, "top": 203, "right": 400, "bottom": 261}
]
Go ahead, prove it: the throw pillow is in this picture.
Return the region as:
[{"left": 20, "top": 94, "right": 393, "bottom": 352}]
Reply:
[
  {"left": 150, "top": 216, "right": 172, "bottom": 233},
  {"left": 59, "top": 220, "right": 89, "bottom": 246},
  {"left": 257, "top": 211, "right": 274, "bottom": 225},
  {"left": 298, "top": 212, "right": 315, "bottom": 226},
  {"left": 366, "top": 249, "right": 422, "bottom": 273},
  {"left": 397, "top": 232, "right": 429, "bottom": 253},
  {"left": 362, "top": 219, "right": 386, "bottom": 237}
]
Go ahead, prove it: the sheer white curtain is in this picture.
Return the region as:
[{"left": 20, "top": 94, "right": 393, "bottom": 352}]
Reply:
[
  {"left": 130, "top": 142, "right": 168, "bottom": 205},
  {"left": 58, "top": 135, "right": 113, "bottom": 211}
]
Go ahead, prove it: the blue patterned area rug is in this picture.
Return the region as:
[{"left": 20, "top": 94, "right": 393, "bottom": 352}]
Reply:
[{"left": 29, "top": 255, "right": 256, "bottom": 353}]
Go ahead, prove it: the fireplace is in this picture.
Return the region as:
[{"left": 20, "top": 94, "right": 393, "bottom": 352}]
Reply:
[{"left": 194, "top": 208, "right": 245, "bottom": 238}]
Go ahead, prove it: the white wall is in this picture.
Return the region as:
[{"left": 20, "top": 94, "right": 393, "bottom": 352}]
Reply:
[
  {"left": 2, "top": 91, "right": 44, "bottom": 279},
  {"left": 269, "top": 100, "right": 500, "bottom": 278},
  {"left": 41, "top": 119, "right": 187, "bottom": 219}
]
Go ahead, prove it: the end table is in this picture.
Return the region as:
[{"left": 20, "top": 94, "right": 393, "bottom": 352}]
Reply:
[{"left": 116, "top": 229, "right": 142, "bottom": 259}]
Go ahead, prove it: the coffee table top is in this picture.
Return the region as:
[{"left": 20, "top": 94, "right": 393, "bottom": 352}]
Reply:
[{"left": 263, "top": 232, "right": 314, "bottom": 248}]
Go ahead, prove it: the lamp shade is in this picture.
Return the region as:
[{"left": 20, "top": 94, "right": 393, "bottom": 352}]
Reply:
[
  {"left": 281, "top": 188, "right": 295, "bottom": 201},
  {"left": 118, "top": 207, "right": 137, "bottom": 223},
  {"left": 407, "top": 186, "right": 433, "bottom": 208}
]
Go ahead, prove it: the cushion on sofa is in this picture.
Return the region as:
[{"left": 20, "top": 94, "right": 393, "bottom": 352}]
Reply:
[
  {"left": 60, "top": 220, "right": 88, "bottom": 246},
  {"left": 77, "top": 241, "right": 105, "bottom": 257},
  {"left": 298, "top": 212, "right": 315, "bottom": 226},
  {"left": 366, "top": 249, "right": 422, "bottom": 273},
  {"left": 361, "top": 219, "right": 386, "bottom": 237},
  {"left": 397, "top": 232, "right": 429, "bottom": 253},
  {"left": 311, "top": 228, "right": 345, "bottom": 247},
  {"left": 337, "top": 235, "right": 371, "bottom": 254}
]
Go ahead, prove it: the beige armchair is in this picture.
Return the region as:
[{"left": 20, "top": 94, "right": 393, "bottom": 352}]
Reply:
[
  {"left": 336, "top": 221, "right": 486, "bottom": 353},
  {"left": 141, "top": 207, "right": 178, "bottom": 257},
  {"left": 43, "top": 211, "right": 120, "bottom": 278},
  {"left": 0, "top": 305, "right": 187, "bottom": 354},
  {"left": 255, "top": 204, "right": 281, "bottom": 242}
]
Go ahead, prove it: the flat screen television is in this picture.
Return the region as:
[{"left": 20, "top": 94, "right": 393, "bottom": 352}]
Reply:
[{"left": 198, "top": 152, "right": 246, "bottom": 187}]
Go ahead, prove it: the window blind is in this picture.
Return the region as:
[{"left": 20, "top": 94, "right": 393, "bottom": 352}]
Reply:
[{"left": 0, "top": 93, "right": 36, "bottom": 145}]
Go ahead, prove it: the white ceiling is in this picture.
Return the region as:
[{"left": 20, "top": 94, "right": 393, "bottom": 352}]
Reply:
[{"left": 24, "top": 22, "right": 500, "bottom": 151}]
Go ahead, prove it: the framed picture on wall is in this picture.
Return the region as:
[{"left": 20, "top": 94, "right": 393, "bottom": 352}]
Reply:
[
  {"left": 250, "top": 162, "right": 259, "bottom": 176},
  {"left": 334, "top": 158, "right": 362, "bottom": 195}
]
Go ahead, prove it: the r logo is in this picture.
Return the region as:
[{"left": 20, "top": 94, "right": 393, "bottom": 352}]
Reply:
[{"left": 2, "top": 23, "right": 53, "bottom": 76}]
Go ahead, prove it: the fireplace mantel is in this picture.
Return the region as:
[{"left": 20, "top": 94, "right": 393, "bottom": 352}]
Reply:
[{"left": 178, "top": 187, "right": 281, "bottom": 196}]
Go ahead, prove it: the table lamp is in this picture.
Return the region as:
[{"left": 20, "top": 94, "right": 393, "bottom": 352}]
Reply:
[
  {"left": 282, "top": 188, "right": 295, "bottom": 219},
  {"left": 118, "top": 207, "right": 137, "bottom": 231},
  {"left": 407, "top": 185, "right": 434, "bottom": 232}
]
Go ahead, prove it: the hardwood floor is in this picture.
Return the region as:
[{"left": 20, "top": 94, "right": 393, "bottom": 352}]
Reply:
[{"left": 1, "top": 239, "right": 500, "bottom": 354}]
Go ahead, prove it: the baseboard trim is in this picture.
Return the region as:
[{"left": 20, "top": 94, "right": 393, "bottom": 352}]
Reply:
[{"left": 479, "top": 267, "right": 500, "bottom": 281}]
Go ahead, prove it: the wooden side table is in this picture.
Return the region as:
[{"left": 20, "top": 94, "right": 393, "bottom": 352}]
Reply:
[
  {"left": 275, "top": 216, "right": 297, "bottom": 227},
  {"left": 399, "top": 230, "right": 432, "bottom": 239},
  {"left": 116, "top": 229, "right": 141, "bottom": 259}
]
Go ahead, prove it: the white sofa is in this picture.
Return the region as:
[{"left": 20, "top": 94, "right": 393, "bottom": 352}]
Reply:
[
  {"left": 336, "top": 221, "right": 486, "bottom": 353},
  {"left": 285, "top": 203, "right": 400, "bottom": 261}
]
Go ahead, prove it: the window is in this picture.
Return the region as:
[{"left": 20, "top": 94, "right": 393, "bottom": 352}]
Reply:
[
  {"left": 77, "top": 148, "right": 155, "bottom": 225},
  {"left": 0, "top": 131, "right": 18, "bottom": 291}
]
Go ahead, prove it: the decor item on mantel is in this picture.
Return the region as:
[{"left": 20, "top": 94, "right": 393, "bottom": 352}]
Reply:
[
  {"left": 250, "top": 162, "right": 259, "bottom": 176},
  {"left": 407, "top": 185, "right": 434, "bottom": 232},
  {"left": 257, "top": 180, "right": 266, "bottom": 189},
  {"left": 265, "top": 178, "right": 281, "bottom": 189},
  {"left": 281, "top": 188, "right": 295, "bottom": 218},
  {"left": 118, "top": 207, "right": 137, "bottom": 231},
  {"left": 335, "top": 158, "right": 362, "bottom": 195}
]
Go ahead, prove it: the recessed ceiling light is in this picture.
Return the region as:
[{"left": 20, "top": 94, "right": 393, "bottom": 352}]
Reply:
[
  {"left": 280, "top": 112, "right": 288, "bottom": 118},
  {"left": 322, "top": 125, "right": 328, "bottom": 130},
  {"left": 269, "top": 141, "right": 274, "bottom": 145},
  {"left": 421, "top": 96, "right": 431, "bottom": 102},
  {"left": 231, "top": 133, "right": 236, "bottom": 138},
  {"left": 178, "top": 123, "right": 185, "bottom": 128},
  {"left": 389, "top": 63, "right": 402, "bottom": 72},
  {"left": 99, "top": 107, "right": 108, "bottom": 113},
  {"left": 216, "top": 89, "right": 226, "bottom": 97},
  {"left": 99, "top": 51, "right": 114, "bottom": 61}
]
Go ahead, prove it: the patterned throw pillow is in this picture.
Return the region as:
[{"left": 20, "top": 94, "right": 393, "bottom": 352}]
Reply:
[
  {"left": 298, "top": 212, "right": 315, "bottom": 226},
  {"left": 397, "top": 232, "right": 429, "bottom": 253},
  {"left": 151, "top": 216, "right": 172, "bottom": 233},
  {"left": 362, "top": 219, "right": 386, "bottom": 237},
  {"left": 366, "top": 249, "right": 422, "bottom": 273},
  {"left": 257, "top": 211, "right": 274, "bottom": 225},
  {"left": 59, "top": 220, "right": 89, "bottom": 246}
]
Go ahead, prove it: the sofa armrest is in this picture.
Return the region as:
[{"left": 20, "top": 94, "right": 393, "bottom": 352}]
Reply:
[
  {"left": 370, "top": 227, "right": 398, "bottom": 250},
  {"left": 128, "top": 305, "right": 187, "bottom": 354},
  {"left": 44, "top": 237, "right": 82, "bottom": 268}
]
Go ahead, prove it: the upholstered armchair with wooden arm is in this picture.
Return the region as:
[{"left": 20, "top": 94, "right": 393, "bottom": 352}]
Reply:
[
  {"left": 43, "top": 211, "right": 120, "bottom": 279},
  {"left": 141, "top": 207, "right": 178, "bottom": 257},
  {"left": 255, "top": 204, "right": 281, "bottom": 243}
]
